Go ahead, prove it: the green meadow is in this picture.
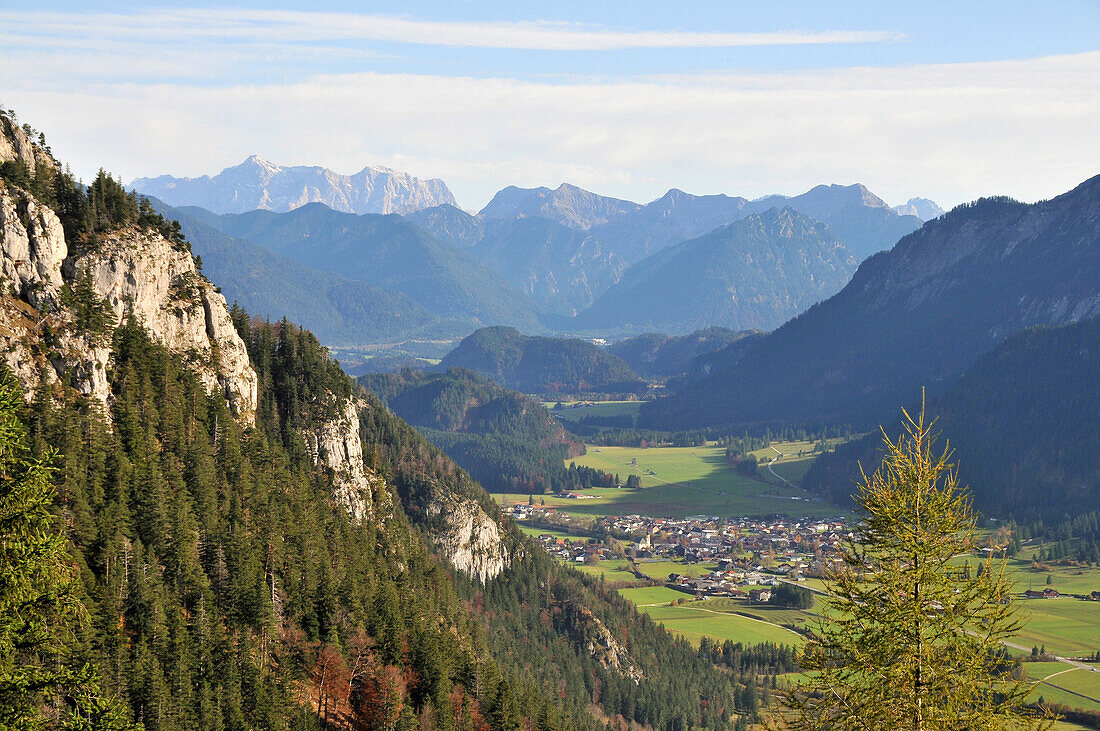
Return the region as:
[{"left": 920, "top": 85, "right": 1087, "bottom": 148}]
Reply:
[
  {"left": 546, "top": 400, "right": 643, "bottom": 424},
  {"left": 616, "top": 586, "right": 806, "bottom": 647},
  {"left": 509, "top": 444, "right": 841, "bottom": 519}
]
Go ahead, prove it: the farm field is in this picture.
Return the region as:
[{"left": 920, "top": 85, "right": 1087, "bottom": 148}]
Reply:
[
  {"left": 1026, "top": 662, "right": 1100, "bottom": 712},
  {"left": 516, "top": 524, "right": 575, "bottom": 541},
  {"left": 536, "top": 444, "right": 842, "bottom": 519},
  {"left": 1012, "top": 598, "right": 1100, "bottom": 657},
  {"left": 565, "top": 559, "right": 640, "bottom": 584},
  {"left": 634, "top": 560, "right": 717, "bottom": 581}
]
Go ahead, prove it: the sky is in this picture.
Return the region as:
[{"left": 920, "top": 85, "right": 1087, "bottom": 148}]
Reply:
[{"left": 2, "top": 2, "right": 1098, "bottom": 211}]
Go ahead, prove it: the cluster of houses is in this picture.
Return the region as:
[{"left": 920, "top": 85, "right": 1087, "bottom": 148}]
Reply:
[
  {"left": 529, "top": 531, "right": 615, "bottom": 564},
  {"left": 603, "top": 514, "right": 852, "bottom": 579}
]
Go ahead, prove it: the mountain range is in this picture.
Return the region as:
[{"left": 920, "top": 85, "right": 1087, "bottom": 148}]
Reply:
[
  {"left": 644, "top": 176, "right": 1100, "bottom": 430},
  {"left": 573, "top": 208, "right": 859, "bottom": 333},
  {"left": 132, "top": 154, "right": 456, "bottom": 215},
  {"left": 133, "top": 156, "right": 941, "bottom": 344}
]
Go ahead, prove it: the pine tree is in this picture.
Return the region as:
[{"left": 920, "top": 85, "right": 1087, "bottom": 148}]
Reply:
[
  {"left": 782, "top": 404, "right": 1050, "bottom": 730},
  {"left": 0, "top": 380, "right": 132, "bottom": 729}
]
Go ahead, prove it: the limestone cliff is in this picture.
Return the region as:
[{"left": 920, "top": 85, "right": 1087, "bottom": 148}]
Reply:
[
  {"left": 422, "top": 487, "right": 509, "bottom": 582},
  {"left": 306, "top": 398, "right": 388, "bottom": 522},
  {"left": 0, "top": 181, "right": 257, "bottom": 421},
  {"left": 67, "top": 228, "right": 257, "bottom": 420}
]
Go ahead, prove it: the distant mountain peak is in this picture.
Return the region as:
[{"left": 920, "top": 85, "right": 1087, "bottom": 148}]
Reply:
[
  {"left": 132, "top": 157, "right": 456, "bottom": 215},
  {"left": 478, "top": 182, "right": 640, "bottom": 230},
  {"left": 892, "top": 197, "right": 945, "bottom": 221}
]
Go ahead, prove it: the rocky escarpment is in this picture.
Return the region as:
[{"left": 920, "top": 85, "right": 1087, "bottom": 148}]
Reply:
[
  {"left": 307, "top": 398, "right": 389, "bottom": 522},
  {"left": 69, "top": 228, "right": 258, "bottom": 420},
  {"left": 0, "top": 179, "right": 258, "bottom": 421},
  {"left": 422, "top": 488, "right": 509, "bottom": 583}
]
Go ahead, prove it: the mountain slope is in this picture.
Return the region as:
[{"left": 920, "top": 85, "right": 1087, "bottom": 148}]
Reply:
[
  {"left": 132, "top": 154, "right": 455, "bottom": 214},
  {"left": 471, "top": 216, "right": 628, "bottom": 315},
  {"left": 440, "top": 326, "right": 645, "bottom": 394},
  {"left": 644, "top": 178, "right": 1100, "bottom": 430},
  {"left": 479, "top": 182, "right": 641, "bottom": 229},
  {"left": 589, "top": 188, "right": 751, "bottom": 264},
  {"left": 608, "top": 327, "right": 761, "bottom": 379},
  {"left": 358, "top": 367, "right": 618, "bottom": 494},
  {"left": 187, "top": 203, "right": 543, "bottom": 328},
  {"left": 404, "top": 202, "right": 485, "bottom": 247},
  {"left": 745, "top": 183, "right": 923, "bottom": 261},
  {"left": 893, "top": 197, "right": 944, "bottom": 220},
  {"left": 151, "top": 200, "right": 456, "bottom": 345},
  {"left": 802, "top": 317, "right": 1100, "bottom": 524},
  {"left": 574, "top": 208, "right": 858, "bottom": 334}
]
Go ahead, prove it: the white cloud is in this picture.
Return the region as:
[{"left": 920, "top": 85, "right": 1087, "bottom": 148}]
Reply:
[
  {"left": 2, "top": 50, "right": 1097, "bottom": 211},
  {"left": 1, "top": 9, "right": 901, "bottom": 51}
]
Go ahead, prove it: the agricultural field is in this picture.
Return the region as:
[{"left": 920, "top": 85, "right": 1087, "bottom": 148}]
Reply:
[
  {"left": 1026, "top": 662, "right": 1100, "bottom": 712},
  {"left": 748, "top": 439, "right": 846, "bottom": 488},
  {"left": 566, "top": 560, "right": 640, "bottom": 584},
  {"left": 525, "top": 444, "right": 841, "bottom": 519},
  {"left": 617, "top": 586, "right": 806, "bottom": 647},
  {"left": 1012, "top": 599, "right": 1100, "bottom": 657},
  {"left": 634, "top": 560, "right": 718, "bottom": 581}
]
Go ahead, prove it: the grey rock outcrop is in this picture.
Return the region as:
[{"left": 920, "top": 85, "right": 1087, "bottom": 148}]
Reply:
[
  {"left": 307, "top": 398, "right": 388, "bottom": 522},
  {"left": 0, "top": 179, "right": 258, "bottom": 421},
  {"left": 0, "top": 116, "right": 55, "bottom": 178},
  {"left": 68, "top": 229, "right": 258, "bottom": 421},
  {"left": 422, "top": 487, "right": 509, "bottom": 583}
]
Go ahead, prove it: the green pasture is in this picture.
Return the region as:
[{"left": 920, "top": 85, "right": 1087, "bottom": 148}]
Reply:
[
  {"left": 1025, "top": 662, "right": 1100, "bottom": 712},
  {"left": 1013, "top": 599, "right": 1100, "bottom": 657},
  {"left": 517, "top": 524, "right": 577, "bottom": 541},
  {"left": 635, "top": 602, "right": 804, "bottom": 647},
  {"left": 547, "top": 401, "right": 643, "bottom": 424},
  {"left": 547, "top": 445, "right": 840, "bottom": 518},
  {"left": 566, "top": 560, "right": 641, "bottom": 584},
  {"left": 633, "top": 560, "right": 717, "bottom": 581}
]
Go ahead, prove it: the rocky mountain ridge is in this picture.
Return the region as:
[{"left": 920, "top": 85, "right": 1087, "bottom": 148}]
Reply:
[
  {"left": 646, "top": 176, "right": 1100, "bottom": 429},
  {"left": 132, "top": 154, "right": 456, "bottom": 215}
]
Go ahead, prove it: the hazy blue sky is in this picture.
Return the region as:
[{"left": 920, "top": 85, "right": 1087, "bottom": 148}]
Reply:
[{"left": 3, "top": 2, "right": 1098, "bottom": 209}]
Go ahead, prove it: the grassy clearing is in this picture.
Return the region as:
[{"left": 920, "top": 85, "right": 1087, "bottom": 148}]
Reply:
[
  {"left": 1013, "top": 600, "right": 1100, "bottom": 657},
  {"left": 618, "top": 586, "right": 690, "bottom": 606},
  {"left": 633, "top": 560, "right": 717, "bottom": 581},
  {"left": 516, "top": 524, "right": 576, "bottom": 541},
  {"left": 567, "top": 560, "right": 641, "bottom": 584},
  {"left": 541, "top": 445, "right": 841, "bottom": 519}
]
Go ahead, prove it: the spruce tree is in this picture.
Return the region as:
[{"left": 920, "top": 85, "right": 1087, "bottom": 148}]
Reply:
[
  {"left": 783, "top": 404, "right": 1049, "bottom": 730},
  {"left": 0, "top": 380, "right": 131, "bottom": 729}
]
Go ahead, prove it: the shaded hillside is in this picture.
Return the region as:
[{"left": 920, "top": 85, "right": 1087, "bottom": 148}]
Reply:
[
  {"left": 405, "top": 202, "right": 485, "bottom": 247},
  {"left": 155, "top": 201, "right": 460, "bottom": 345},
  {"left": 472, "top": 216, "right": 627, "bottom": 315},
  {"left": 479, "top": 182, "right": 640, "bottom": 229},
  {"left": 644, "top": 178, "right": 1100, "bottom": 431},
  {"left": 360, "top": 367, "right": 619, "bottom": 494},
  {"left": 440, "top": 326, "right": 645, "bottom": 395},
  {"left": 608, "top": 327, "right": 760, "bottom": 379},
  {"left": 589, "top": 188, "right": 750, "bottom": 263},
  {"left": 575, "top": 208, "right": 857, "bottom": 334},
  {"left": 802, "top": 318, "right": 1100, "bottom": 524},
  {"left": 185, "top": 203, "right": 542, "bottom": 328}
]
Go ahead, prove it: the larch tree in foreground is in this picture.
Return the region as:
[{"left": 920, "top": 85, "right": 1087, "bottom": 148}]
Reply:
[{"left": 781, "top": 404, "right": 1050, "bottom": 730}]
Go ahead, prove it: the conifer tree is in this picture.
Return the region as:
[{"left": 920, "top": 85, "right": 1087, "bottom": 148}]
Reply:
[
  {"left": 0, "top": 380, "right": 131, "bottom": 729},
  {"left": 783, "top": 404, "right": 1049, "bottom": 730}
]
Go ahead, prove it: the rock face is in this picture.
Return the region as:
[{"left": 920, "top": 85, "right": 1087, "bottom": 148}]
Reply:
[
  {"left": 132, "top": 155, "right": 456, "bottom": 215},
  {"left": 307, "top": 398, "right": 388, "bottom": 522},
  {"left": 423, "top": 488, "right": 509, "bottom": 583},
  {"left": 478, "top": 183, "right": 641, "bottom": 230},
  {"left": 68, "top": 229, "right": 258, "bottom": 420},
  {"left": 0, "top": 116, "right": 56, "bottom": 178},
  {"left": 0, "top": 180, "right": 258, "bottom": 421}
]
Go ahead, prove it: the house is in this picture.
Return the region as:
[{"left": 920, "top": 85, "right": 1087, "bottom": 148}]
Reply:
[
  {"left": 1024, "top": 588, "right": 1059, "bottom": 599},
  {"left": 1090, "top": 590, "right": 1100, "bottom": 601},
  {"left": 1043, "top": 588, "right": 1060, "bottom": 598},
  {"left": 749, "top": 589, "right": 772, "bottom": 603}
]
